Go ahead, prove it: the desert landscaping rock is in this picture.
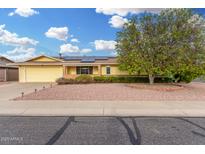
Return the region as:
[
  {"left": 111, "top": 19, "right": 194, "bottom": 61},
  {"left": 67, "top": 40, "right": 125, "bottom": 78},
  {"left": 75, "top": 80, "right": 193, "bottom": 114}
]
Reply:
[{"left": 14, "top": 82, "right": 205, "bottom": 101}]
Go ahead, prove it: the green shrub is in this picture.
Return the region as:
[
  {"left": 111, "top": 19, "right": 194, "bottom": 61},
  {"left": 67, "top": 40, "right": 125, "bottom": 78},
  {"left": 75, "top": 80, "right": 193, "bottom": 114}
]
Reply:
[
  {"left": 75, "top": 75, "right": 93, "bottom": 83},
  {"left": 56, "top": 77, "right": 76, "bottom": 85},
  {"left": 173, "top": 72, "right": 201, "bottom": 83},
  {"left": 56, "top": 76, "right": 173, "bottom": 85},
  {"left": 93, "top": 76, "right": 149, "bottom": 83},
  {"left": 93, "top": 76, "right": 173, "bottom": 83},
  {"left": 154, "top": 77, "right": 173, "bottom": 83}
]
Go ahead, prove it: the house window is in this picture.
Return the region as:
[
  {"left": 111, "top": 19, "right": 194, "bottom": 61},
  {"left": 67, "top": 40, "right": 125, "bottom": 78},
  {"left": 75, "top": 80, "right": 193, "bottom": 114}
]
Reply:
[
  {"left": 106, "top": 66, "right": 111, "bottom": 75},
  {"left": 76, "top": 66, "right": 93, "bottom": 75}
]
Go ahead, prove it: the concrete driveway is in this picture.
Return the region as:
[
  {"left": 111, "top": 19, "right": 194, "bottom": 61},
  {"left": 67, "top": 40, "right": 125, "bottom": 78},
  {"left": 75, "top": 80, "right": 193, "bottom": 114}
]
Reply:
[{"left": 0, "top": 82, "right": 51, "bottom": 101}]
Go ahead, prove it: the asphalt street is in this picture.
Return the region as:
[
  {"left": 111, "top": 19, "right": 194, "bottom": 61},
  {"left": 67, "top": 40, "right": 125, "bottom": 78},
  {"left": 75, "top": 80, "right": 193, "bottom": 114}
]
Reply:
[{"left": 0, "top": 116, "right": 205, "bottom": 145}]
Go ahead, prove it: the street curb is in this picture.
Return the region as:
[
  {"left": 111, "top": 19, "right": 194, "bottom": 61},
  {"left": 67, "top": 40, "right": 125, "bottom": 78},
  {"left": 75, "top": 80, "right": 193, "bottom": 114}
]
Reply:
[
  {"left": 1, "top": 100, "right": 205, "bottom": 117},
  {"left": 0, "top": 108, "right": 205, "bottom": 117}
]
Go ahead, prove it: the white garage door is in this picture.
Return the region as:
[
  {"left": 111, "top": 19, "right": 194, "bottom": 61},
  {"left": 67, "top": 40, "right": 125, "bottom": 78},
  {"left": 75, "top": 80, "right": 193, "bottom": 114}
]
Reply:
[{"left": 19, "top": 65, "right": 63, "bottom": 82}]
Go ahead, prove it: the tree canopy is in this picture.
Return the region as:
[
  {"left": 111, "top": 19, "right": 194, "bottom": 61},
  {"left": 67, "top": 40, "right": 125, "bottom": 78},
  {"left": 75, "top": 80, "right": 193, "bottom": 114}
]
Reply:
[{"left": 116, "top": 9, "right": 205, "bottom": 84}]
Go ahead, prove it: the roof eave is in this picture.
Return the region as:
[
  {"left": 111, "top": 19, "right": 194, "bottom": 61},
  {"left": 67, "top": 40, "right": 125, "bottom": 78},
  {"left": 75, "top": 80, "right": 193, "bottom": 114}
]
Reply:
[
  {"left": 25, "top": 55, "right": 64, "bottom": 62},
  {"left": 63, "top": 63, "right": 119, "bottom": 66},
  {"left": 9, "top": 62, "right": 119, "bottom": 66},
  {"left": 7, "top": 62, "right": 64, "bottom": 66}
]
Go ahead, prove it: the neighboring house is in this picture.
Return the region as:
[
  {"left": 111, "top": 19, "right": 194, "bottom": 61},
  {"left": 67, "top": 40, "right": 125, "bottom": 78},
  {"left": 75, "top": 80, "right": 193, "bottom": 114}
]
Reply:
[
  {"left": 12, "top": 55, "right": 129, "bottom": 83},
  {"left": 0, "top": 56, "right": 19, "bottom": 82}
]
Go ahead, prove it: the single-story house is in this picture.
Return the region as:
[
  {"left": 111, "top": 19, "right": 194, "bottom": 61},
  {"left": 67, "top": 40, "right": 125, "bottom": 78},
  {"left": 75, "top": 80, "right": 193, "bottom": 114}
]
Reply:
[
  {"left": 11, "top": 55, "right": 129, "bottom": 83},
  {"left": 0, "top": 56, "right": 19, "bottom": 82}
]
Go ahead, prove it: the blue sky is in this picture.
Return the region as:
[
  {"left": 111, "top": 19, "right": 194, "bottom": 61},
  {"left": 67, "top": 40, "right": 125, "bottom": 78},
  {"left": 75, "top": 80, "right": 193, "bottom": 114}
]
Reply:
[{"left": 0, "top": 8, "right": 204, "bottom": 61}]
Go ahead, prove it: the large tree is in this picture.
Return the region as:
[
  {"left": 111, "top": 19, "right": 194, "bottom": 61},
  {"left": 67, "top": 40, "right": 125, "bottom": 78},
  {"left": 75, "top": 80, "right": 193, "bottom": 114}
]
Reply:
[{"left": 116, "top": 9, "right": 205, "bottom": 84}]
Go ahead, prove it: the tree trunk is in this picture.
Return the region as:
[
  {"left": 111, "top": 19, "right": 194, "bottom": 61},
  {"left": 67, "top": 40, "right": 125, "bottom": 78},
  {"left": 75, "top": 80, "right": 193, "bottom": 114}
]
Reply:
[{"left": 148, "top": 74, "right": 155, "bottom": 84}]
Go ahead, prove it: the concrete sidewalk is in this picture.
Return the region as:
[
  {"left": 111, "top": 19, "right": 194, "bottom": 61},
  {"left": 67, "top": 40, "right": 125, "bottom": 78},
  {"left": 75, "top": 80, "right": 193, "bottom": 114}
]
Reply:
[
  {"left": 0, "top": 100, "right": 205, "bottom": 117},
  {"left": 0, "top": 82, "right": 51, "bottom": 101}
]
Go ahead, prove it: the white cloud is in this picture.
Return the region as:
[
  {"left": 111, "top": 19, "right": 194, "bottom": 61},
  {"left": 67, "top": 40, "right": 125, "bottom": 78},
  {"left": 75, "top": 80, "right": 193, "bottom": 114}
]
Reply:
[
  {"left": 96, "top": 8, "right": 164, "bottom": 16},
  {"left": 7, "top": 46, "right": 35, "bottom": 55},
  {"left": 71, "top": 38, "right": 79, "bottom": 43},
  {"left": 0, "top": 24, "right": 38, "bottom": 62},
  {"left": 6, "top": 52, "right": 35, "bottom": 62},
  {"left": 3, "top": 47, "right": 36, "bottom": 62},
  {"left": 108, "top": 15, "right": 128, "bottom": 28},
  {"left": 110, "top": 51, "right": 117, "bottom": 56},
  {"left": 45, "top": 27, "right": 68, "bottom": 41},
  {"left": 0, "top": 24, "right": 38, "bottom": 46},
  {"left": 94, "top": 40, "right": 117, "bottom": 51},
  {"left": 81, "top": 48, "right": 92, "bottom": 53},
  {"left": 8, "top": 8, "right": 39, "bottom": 17},
  {"left": 60, "top": 43, "right": 79, "bottom": 53},
  {"left": 60, "top": 43, "right": 92, "bottom": 54}
]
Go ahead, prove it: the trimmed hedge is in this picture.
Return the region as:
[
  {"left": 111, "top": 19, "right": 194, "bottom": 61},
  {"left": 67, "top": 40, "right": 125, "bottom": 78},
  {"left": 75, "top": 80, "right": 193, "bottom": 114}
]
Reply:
[
  {"left": 93, "top": 76, "right": 172, "bottom": 83},
  {"left": 75, "top": 75, "right": 93, "bottom": 83},
  {"left": 56, "top": 77, "right": 76, "bottom": 85},
  {"left": 56, "top": 75, "right": 94, "bottom": 84},
  {"left": 56, "top": 75, "right": 173, "bottom": 85}
]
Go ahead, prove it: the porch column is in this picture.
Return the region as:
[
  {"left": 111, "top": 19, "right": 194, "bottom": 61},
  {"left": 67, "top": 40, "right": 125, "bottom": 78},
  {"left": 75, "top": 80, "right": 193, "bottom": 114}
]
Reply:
[
  {"left": 4, "top": 68, "right": 7, "bottom": 81},
  {"left": 98, "top": 65, "right": 102, "bottom": 76},
  {"left": 63, "top": 66, "right": 67, "bottom": 77}
]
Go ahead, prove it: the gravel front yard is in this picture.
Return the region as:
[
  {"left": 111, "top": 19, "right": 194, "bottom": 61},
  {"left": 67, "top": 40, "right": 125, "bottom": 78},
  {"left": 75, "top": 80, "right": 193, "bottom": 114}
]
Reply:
[{"left": 15, "top": 82, "right": 205, "bottom": 101}]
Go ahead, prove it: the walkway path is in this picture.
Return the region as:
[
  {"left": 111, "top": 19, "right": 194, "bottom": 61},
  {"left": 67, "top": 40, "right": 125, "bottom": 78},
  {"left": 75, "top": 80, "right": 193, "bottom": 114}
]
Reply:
[{"left": 0, "top": 82, "right": 51, "bottom": 101}]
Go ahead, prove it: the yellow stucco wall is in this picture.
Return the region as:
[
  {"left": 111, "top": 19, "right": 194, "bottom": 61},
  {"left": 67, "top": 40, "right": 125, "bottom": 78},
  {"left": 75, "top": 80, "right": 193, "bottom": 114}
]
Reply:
[
  {"left": 19, "top": 64, "right": 129, "bottom": 82},
  {"left": 19, "top": 65, "right": 63, "bottom": 82},
  {"left": 67, "top": 67, "right": 76, "bottom": 75},
  {"left": 93, "top": 66, "right": 99, "bottom": 75},
  {"left": 19, "top": 66, "right": 26, "bottom": 82},
  {"left": 66, "top": 65, "right": 128, "bottom": 76},
  {"left": 101, "top": 65, "right": 128, "bottom": 75}
]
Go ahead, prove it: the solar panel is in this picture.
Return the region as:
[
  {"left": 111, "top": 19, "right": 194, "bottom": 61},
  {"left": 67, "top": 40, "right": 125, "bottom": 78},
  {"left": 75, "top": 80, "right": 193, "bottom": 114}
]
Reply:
[
  {"left": 63, "top": 56, "right": 83, "bottom": 60},
  {"left": 81, "top": 57, "right": 95, "bottom": 63},
  {"left": 94, "top": 56, "right": 108, "bottom": 60},
  {"left": 54, "top": 55, "right": 116, "bottom": 62}
]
